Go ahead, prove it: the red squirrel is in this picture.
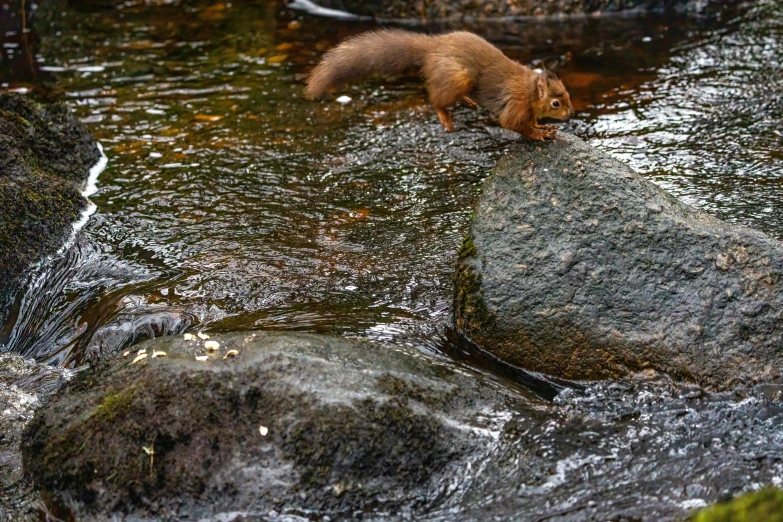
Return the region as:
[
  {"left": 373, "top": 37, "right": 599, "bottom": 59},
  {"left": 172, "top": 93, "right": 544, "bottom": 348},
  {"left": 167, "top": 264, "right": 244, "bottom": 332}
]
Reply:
[{"left": 306, "top": 29, "right": 574, "bottom": 141}]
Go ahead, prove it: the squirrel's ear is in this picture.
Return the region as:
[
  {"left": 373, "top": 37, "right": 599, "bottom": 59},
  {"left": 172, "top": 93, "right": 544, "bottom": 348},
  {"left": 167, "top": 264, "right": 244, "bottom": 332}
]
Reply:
[{"left": 536, "top": 76, "right": 547, "bottom": 99}]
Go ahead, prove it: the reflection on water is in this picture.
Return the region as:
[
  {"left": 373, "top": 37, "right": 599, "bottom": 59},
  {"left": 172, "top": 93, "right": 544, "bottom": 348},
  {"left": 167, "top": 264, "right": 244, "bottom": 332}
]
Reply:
[
  {"left": 1, "top": 0, "right": 778, "bottom": 368},
  {"left": 1, "top": 0, "right": 783, "bottom": 519},
  {"left": 2, "top": 0, "right": 513, "bottom": 366}
]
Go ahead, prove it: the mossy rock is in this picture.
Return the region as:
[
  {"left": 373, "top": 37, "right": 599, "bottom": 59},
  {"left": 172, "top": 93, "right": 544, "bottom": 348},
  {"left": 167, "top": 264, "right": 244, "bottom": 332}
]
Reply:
[
  {"left": 22, "top": 331, "right": 530, "bottom": 520},
  {"left": 692, "top": 488, "right": 783, "bottom": 522},
  {"left": 0, "top": 93, "right": 99, "bottom": 304}
]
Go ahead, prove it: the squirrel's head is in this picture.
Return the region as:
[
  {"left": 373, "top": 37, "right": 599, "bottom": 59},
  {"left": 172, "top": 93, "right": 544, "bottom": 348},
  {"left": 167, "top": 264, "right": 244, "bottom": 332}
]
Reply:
[{"left": 532, "top": 70, "right": 573, "bottom": 123}]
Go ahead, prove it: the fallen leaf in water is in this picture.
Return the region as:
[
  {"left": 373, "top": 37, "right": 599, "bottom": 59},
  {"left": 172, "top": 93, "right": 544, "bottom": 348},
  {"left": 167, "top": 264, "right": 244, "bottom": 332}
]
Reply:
[
  {"left": 205, "top": 340, "right": 220, "bottom": 351},
  {"left": 194, "top": 114, "right": 222, "bottom": 122},
  {"left": 200, "top": 3, "right": 227, "bottom": 21},
  {"left": 197, "top": 332, "right": 210, "bottom": 340},
  {"left": 351, "top": 209, "right": 370, "bottom": 220},
  {"left": 267, "top": 55, "right": 288, "bottom": 64},
  {"left": 195, "top": 355, "right": 209, "bottom": 361},
  {"left": 224, "top": 350, "right": 239, "bottom": 359},
  {"left": 276, "top": 42, "right": 293, "bottom": 51},
  {"left": 184, "top": 333, "right": 195, "bottom": 341},
  {"left": 122, "top": 40, "right": 155, "bottom": 50},
  {"left": 152, "top": 350, "right": 167, "bottom": 358},
  {"left": 131, "top": 353, "right": 148, "bottom": 364}
]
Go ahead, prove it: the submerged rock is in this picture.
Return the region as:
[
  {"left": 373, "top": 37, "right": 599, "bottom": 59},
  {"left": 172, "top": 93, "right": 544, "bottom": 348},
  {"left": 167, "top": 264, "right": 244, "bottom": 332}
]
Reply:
[
  {"left": 301, "top": 0, "right": 728, "bottom": 21},
  {"left": 455, "top": 133, "right": 783, "bottom": 389},
  {"left": 0, "top": 93, "right": 100, "bottom": 305},
  {"left": 21, "top": 331, "right": 531, "bottom": 520}
]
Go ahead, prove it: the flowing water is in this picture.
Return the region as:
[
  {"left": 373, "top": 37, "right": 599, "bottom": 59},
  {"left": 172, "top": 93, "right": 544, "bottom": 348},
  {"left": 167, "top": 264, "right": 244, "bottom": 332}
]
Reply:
[{"left": 1, "top": 0, "right": 783, "bottom": 519}]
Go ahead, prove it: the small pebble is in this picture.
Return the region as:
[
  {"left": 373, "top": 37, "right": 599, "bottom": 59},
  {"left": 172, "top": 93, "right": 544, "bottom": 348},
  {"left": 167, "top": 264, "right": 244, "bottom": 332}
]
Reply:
[
  {"left": 204, "top": 340, "right": 220, "bottom": 351},
  {"left": 195, "top": 355, "right": 209, "bottom": 362},
  {"left": 123, "top": 351, "right": 130, "bottom": 357},
  {"left": 259, "top": 425, "right": 269, "bottom": 436},
  {"left": 183, "top": 333, "right": 195, "bottom": 341},
  {"left": 336, "top": 95, "right": 352, "bottom": 105}
]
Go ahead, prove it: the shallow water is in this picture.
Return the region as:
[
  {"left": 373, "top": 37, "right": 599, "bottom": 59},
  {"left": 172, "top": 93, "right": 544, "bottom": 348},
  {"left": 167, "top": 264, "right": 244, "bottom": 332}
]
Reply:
[{"left": 1, "top": 0, "right": 783, "bottom": 519}]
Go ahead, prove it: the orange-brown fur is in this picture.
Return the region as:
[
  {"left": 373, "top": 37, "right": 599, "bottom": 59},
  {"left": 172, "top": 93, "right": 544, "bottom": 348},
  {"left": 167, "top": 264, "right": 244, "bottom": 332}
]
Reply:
[{"left": 306, "top": 30, "right": 574, "bottom": 141}]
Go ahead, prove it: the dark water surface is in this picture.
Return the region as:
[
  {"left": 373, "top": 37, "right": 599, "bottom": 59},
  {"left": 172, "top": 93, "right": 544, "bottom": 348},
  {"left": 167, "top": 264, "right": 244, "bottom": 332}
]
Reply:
[{"left": 1, "top": 0, "right": 783, "bottom": 519}]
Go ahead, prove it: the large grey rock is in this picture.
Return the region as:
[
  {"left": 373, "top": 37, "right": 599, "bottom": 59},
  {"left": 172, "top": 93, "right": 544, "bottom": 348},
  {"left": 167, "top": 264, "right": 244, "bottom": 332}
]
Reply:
[
  {"left": 20, "top": 331, "right": 783, "bottom": 520},
  {"left": 455, "top": 133, "right": 783, "bottom": 389},
  {"left": 21, "top": 331, "right": 533, "bottom": 520}
]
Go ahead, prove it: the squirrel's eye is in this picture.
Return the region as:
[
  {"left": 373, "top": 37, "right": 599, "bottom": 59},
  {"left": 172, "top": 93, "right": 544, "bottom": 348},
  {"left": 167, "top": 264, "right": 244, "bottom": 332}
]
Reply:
[{"left": 552, "top": 100, "right": 561, "bottom": 108}]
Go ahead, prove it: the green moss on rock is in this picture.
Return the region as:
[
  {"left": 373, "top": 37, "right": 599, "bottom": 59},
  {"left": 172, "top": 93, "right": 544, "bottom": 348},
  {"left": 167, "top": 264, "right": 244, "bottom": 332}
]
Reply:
[
  {"left": 22, "top": 331, "right": 521, "bottom": 520},
  {"left": 0, "top": 93, "right": 99, "bottom": 304},
  {"left": 692, "top": 488, "right": 783, "bottom": 522},
  {"left": 454, "top": 232, "right": 495, "bottom": 336}
]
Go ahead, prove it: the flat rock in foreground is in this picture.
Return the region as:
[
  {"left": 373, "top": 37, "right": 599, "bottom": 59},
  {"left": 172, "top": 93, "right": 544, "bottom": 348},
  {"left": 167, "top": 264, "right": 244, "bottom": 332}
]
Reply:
[
  {"left": 21, "top": 331, "right": 531, "bottom": 520},
  {"left": 21, "top": 331, "right": 783, "bottom": 520},
  {"left": 456, "top": 133, "right": 783, "bottom": 389}
]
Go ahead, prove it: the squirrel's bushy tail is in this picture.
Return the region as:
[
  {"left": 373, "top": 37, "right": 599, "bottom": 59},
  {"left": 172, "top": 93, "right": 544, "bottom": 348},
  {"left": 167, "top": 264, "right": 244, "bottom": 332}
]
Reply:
[{"left": 306, "top": 30, "right": 432, "bottom": 99}]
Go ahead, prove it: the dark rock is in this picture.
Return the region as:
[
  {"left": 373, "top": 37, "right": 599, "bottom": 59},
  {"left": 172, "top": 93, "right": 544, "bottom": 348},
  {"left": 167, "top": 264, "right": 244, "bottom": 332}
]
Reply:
[
  {"left": 20, "top": 331, "right": 783, "bottom": 520},
  {"left": 0, "top": 93, "right": 100, "bottom": 305},
  {"left": 0, "top": 353, "right": 73, "bottom": 521},
  {"left": 21, "top": 331, "right": 531, "bottom": 520},
  {"left": 455, "top": 133, "right": 783, "bottom": 389}
]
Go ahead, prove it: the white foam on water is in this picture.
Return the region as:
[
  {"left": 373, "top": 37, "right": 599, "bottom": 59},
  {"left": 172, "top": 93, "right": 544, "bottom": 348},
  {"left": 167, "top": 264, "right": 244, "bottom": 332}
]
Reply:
[
  {"left": 56, "top": 142, "right": 107, "bottom": 255},
  {"left": 287, "top": 0, "right": 371, "bottom": 21}
]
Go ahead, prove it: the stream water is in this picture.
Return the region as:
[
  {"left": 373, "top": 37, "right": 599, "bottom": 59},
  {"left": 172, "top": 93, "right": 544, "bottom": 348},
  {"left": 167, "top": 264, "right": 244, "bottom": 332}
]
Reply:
[{"left": 1, "top": 0, "right": 783, "bottom": 519}]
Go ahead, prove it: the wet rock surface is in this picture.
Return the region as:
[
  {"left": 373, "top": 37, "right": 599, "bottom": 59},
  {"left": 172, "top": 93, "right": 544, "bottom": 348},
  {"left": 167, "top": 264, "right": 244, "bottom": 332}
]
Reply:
[
  {"left": 0, "top": 93, "right": 99, "bottom": 305},
  {"left": 0, "top": 353, "right": 73, "bottom": 521},
  {"left": 302, "top": 0, "right": 727, "bottom": 21},
  {"left": 456, "top": 133, "right": 783, "bottom": 389},
  {"left": 21, "top": 331, "right": 535, "bottom": 520},
  {"left": 20, "top": 330, "right": 783, "bottom": 520}
]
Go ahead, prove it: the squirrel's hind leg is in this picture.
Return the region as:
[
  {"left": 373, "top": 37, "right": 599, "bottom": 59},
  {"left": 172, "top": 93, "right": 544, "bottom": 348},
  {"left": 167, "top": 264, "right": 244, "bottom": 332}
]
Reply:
[
  {"left": 423, "top": 58, "right": 474, "bottom": 132},
  {"left": 436, "top": 108, "right": 455, "bottom": 132}
]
